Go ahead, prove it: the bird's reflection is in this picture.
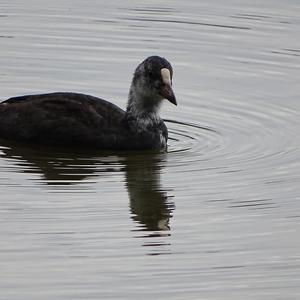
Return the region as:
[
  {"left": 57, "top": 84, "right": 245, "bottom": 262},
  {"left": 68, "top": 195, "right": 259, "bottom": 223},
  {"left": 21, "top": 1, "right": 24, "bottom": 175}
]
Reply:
[
  {"left": 124, "top": 153, "right": 175, "bottom": 255},
  {"left": 124, "top": 153, "right": 174, "bottom": 232},
  {"left": 0, "top": 140, "right": 175, "bottom": 253}
]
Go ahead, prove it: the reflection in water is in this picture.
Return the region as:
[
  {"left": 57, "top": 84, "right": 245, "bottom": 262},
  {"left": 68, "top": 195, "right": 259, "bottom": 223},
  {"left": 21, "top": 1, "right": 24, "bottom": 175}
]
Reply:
[
  {"left": 0, "top": 140, "right": 175, "bottom": 252},
  {"left": 0, "top": 141, "right": 103, "bottom": 184},
  {"left": 125, "top": 154, "right": 175, "bottom": 231},
  {"left": 125, "top": 153, "right": 175, "bottom": 255}
]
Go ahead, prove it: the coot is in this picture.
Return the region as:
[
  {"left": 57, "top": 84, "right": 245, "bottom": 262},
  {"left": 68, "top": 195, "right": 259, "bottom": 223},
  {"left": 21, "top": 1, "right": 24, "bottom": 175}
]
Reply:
[{"left": 0, "top": 56, "right": 176, "bottom": 150}]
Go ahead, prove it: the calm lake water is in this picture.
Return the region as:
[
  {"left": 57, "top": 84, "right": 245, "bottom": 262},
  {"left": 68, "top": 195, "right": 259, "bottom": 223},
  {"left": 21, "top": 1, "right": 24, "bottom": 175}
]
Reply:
[{"left": 1, "top": 1, "right": 300, "bottom": 299}]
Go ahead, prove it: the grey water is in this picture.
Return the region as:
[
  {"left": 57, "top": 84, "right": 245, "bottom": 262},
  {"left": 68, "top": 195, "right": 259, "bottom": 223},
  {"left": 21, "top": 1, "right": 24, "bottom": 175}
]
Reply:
[{"left": 1, "top": 1, "right": 300, "bottom": 299}]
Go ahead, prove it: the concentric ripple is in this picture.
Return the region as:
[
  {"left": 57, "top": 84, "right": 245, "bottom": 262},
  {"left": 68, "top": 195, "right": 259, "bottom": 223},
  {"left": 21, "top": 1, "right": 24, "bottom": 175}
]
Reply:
[
  {"left": 165, "top": 97, "right": 300, "bottom": 202},
  {"left": 167, "top": 119, "right": 220, "bottom": 154},
  {"left": 168, "top": 98, "right": 299, "bottom": 161}
]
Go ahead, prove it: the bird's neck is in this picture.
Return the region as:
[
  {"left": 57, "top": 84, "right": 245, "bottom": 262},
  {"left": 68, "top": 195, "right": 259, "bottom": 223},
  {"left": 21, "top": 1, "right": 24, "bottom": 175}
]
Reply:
[{"left": 126, "top": 84, "right": 162, "bottom": 124}]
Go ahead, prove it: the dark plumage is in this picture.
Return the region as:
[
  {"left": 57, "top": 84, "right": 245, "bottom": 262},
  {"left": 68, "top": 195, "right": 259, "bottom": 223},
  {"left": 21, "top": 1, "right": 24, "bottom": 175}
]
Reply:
[{"left": 0, "top": 56, "right": 176, "bottom": 151}]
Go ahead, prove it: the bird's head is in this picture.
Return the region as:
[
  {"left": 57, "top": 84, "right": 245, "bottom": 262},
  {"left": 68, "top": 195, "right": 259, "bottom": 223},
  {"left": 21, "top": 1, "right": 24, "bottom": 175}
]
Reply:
[{"left": 128, "top": 56, "right": 177, "bottom": 114}]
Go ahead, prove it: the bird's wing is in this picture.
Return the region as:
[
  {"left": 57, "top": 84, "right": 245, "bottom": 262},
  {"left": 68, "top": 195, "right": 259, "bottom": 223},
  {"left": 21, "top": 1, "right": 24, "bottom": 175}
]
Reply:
[{"left": 0, "top": 92, "right": 126, "bottom": 145}]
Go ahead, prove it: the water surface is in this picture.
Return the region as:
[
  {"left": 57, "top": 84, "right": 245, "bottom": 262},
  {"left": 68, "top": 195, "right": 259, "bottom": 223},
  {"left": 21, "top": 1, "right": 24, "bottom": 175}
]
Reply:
[{"left": 1, "top": 1, "right": 300, "bottom": 299}]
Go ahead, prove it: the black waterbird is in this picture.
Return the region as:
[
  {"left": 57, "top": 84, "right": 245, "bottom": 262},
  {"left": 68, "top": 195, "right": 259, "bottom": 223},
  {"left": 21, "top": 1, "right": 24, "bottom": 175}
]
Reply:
[{"left": 0, "top": 56, "right": 176, "bottom": 151}]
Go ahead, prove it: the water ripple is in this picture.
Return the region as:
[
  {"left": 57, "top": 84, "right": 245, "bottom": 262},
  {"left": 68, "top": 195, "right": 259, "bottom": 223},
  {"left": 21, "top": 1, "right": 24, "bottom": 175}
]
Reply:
[{"left": 165, "top": 97, "right": 300, "bottom": 204}]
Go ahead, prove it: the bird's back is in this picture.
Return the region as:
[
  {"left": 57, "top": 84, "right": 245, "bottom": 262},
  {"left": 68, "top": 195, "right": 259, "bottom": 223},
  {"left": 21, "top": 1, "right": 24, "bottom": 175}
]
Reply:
[{"left": 0, "top": 92, "right": 126, "bottom": 148}]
